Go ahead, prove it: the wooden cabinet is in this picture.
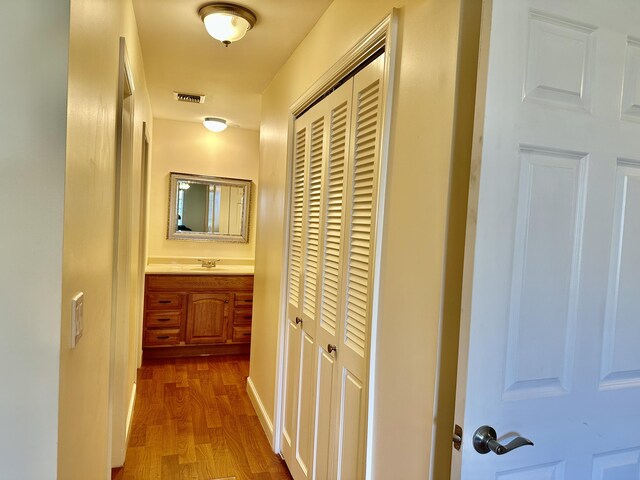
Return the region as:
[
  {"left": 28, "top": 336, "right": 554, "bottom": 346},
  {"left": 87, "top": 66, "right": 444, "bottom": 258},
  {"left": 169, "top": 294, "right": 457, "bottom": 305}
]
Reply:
[
  {"left": 143, "top": 274, "right": 253, "bottom": 357},
  {"left": 186, "top": 293, "right": 229, "bottom": 344}
]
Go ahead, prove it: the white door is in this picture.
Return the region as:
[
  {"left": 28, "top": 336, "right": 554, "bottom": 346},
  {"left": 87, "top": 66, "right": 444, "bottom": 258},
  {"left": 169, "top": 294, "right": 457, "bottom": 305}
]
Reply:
[
  {"left": 283, "top": 87, "right": 336, "bottom": 479},
  {"left": 454, "top": 0, "right": 640, "bottom": 479},
  {"left": 282, "top": 101, "right": 318, "bottom": 480},
  {"left": 328, "top": 55, "right": 384, "bottom": 480},
  {"left": 282, "top": 79, "right": 354, "bottom": 480},
  {"left": 312, "top": 77, "right": 353, "bottom": 480}
]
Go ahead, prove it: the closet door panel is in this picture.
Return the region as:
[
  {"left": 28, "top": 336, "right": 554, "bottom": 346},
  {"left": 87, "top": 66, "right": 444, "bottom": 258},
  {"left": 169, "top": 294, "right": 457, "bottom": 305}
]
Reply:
[
  {"left": 299, "top": 101, "right": 330, "bottom": 479},
  {"left": 313, "top": 347, "right": 335, "bottom": 480},
  {"left": 285, "top": 98, "right": 330, "bottom": 480},
  {"left": 337, "top": 369, "right": 364, "bottom": 480},
  {"left": 314, "top": 79, "right": 354, "bottom": 480},
  {"left": 282, "top": 121, "right": 309, "bottom": 479},
  {"left": 282, "top": 318, "right": 301, "bottom": 455},
  {"left": 295, "top": 332, "right": 316, "bottom": 477},
  {"left": 335, "top": 53, "right": 385, "bottom": 480}
]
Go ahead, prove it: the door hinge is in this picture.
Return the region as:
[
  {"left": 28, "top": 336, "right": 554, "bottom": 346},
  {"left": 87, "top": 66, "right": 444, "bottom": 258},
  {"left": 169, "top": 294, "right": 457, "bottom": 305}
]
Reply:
[{"left": 453, "top": 424, "right": 463, "bottom": 450}]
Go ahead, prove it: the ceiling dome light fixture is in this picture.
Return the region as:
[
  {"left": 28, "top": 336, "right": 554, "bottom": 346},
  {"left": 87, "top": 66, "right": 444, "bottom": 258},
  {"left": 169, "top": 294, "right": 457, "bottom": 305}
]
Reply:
[
  {"left": 203, "top": 117, "right": 228, "bottom": 132},
  {"left": 198, "top": 3, "right": 257, "bottom": 47}
]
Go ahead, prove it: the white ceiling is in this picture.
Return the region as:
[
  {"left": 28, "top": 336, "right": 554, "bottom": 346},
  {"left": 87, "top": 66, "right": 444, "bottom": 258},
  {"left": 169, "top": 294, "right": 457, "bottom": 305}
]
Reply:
[{"left": 133, "top": 0, "right": 333, "bottom": 131}]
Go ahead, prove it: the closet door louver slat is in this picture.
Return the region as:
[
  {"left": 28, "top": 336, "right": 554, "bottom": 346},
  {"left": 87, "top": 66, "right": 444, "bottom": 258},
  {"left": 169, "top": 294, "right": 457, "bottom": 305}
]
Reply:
[
  {"left": 344, "top": 78, "right": 380, "bottom": 358},
  {"left": 288, "top": 127, "right": 306, "bottom": 307},
  {"left": 302, "top": 117, "right": 325, "bottom": 320},
  {"left": 320, "top": 100, "right": 349, "bottom": 335}
]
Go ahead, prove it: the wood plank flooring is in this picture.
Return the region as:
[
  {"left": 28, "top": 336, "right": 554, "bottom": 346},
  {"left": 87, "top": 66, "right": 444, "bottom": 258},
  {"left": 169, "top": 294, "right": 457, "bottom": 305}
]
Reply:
[{"left": 112, "top": 355, "right": 292, "bottom": 480}]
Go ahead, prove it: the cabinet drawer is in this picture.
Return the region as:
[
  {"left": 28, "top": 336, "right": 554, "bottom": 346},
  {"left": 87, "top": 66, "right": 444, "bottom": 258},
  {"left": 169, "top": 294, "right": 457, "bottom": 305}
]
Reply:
[
  {"left": 146, "top": 274, "right": 253, "bottom": 291},
  {"left": 146, "top": 311, "right": 181, "bottom": 328},
  {"left": 233, "top": 308, "right": 253, "bottom": 325},
  {"left": 146, "top": 293, "right": 184, "bottom": 310},
  {"left": 234, "top": 293, "right": 253, "bottom": 307},
  {"left": 144, "top": 328, "right": 181, "bottom": 346},
  {"left": 231, "top": 326, "right": 252, "bottom": 343}
]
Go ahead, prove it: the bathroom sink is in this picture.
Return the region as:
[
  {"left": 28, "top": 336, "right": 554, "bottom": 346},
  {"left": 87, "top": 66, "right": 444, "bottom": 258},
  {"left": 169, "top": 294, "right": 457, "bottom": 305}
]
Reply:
[
  {"left": 187, "top": 265, "right": 235, "bottom": 271},
  {"left": 186, "top": 264, "right": 254, "bottom": 274}
]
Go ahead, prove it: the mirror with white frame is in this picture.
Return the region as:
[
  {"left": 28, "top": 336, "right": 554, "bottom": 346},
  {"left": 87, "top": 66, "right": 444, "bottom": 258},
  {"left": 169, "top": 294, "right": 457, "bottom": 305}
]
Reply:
[{"left": 168, "top": 172, "right": 251, "bottom": 242}]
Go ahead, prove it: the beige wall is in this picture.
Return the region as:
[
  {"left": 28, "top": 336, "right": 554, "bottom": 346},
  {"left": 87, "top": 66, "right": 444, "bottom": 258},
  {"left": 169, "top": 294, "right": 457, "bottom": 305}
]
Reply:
[
  {"left": 250, "top": 0, "right": 480, "bottom": 478},
  {"left": 0, "top": 2, "right": 69, "bottom": 478},
  {"left": 57, "top": 0, "right": 153, "bottom": 478},
  {"left": 147, "top": 118, "right": 259, "bottom": 260}
]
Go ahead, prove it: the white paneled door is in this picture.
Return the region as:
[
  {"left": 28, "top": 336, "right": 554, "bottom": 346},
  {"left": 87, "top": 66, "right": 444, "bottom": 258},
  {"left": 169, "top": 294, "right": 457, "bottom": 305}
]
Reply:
[
  {"left": 454, "top": 0, "right": 640, "bottom": 479},
  {"left": 282, "top": 54, "right": 385, "bottom": 480}
]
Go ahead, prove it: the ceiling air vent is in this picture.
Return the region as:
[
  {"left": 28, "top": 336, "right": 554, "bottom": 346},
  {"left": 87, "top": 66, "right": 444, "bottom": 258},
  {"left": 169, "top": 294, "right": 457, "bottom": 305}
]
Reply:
[{"left": 174, "top": 92, "right": 206, "bottom": 104}]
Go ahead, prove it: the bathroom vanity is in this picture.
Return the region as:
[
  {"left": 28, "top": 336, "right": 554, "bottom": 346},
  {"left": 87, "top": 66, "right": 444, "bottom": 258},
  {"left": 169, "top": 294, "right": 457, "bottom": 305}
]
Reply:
[{"left": 142, "top": 263, "right": 254, "bottom": 358}]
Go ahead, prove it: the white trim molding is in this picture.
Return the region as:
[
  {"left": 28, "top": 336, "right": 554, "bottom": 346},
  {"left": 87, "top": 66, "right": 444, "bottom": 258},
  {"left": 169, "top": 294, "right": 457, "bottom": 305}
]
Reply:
[
  {"left": 124, "top": 382, "right": 137, "bottom": 449},
  {"left": 247, "top": 376, "right": 275, "bottom": 449}
]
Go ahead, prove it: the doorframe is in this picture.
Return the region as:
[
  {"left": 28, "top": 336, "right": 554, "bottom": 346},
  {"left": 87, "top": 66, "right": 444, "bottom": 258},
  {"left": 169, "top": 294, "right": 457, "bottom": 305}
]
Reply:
[
  {"left": 135, "top": 122, "right": 151, "bottom": 368},
  {"left": 107, "top": 36, "right": 136, "bottom": 473},
  {"left": 272, "top": 11, "right": 398, "bottom": 478},
  {"left": 449, "top": 0, "right": 496, "bottom": 477}
]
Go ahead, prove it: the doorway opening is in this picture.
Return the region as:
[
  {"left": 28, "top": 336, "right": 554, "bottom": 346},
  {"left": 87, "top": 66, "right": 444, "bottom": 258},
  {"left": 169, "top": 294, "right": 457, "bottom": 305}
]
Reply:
[{"left": 108, "top": 37, "right": 137, "bottom": 471}]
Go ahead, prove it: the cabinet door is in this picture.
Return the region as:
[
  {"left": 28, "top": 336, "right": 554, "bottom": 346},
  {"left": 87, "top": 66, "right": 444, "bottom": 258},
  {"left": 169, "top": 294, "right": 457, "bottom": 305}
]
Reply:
[{"left": 186, "top": 293, "right": 229, "bottom": 344}]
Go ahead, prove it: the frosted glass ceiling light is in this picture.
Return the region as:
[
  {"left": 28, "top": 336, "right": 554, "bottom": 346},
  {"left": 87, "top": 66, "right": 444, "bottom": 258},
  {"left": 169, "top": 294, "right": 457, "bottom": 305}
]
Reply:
[
  {"left": 203, "top": 117, "right": 228, "bottom": 132},
  {"left": 199, "top": 3, "right": 257, "bottom": 47}
]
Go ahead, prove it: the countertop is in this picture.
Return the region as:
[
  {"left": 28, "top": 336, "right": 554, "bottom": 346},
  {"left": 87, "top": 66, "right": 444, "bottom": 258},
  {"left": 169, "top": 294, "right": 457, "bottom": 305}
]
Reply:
[{"left": 145, "top": 263, "right": 254, "bottom": 275}]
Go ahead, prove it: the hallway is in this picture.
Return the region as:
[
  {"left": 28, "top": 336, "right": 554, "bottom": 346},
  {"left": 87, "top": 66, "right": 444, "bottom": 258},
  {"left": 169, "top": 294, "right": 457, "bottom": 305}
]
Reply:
[{"left": 112, "top": 355, "right": 292, "bottom": 480}]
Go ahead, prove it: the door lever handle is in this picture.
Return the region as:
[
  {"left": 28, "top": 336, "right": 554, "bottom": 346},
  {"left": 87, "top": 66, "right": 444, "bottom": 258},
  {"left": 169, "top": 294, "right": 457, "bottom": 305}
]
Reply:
[{"left": 473, "top": 425, "right": 533, "bottom": 455}]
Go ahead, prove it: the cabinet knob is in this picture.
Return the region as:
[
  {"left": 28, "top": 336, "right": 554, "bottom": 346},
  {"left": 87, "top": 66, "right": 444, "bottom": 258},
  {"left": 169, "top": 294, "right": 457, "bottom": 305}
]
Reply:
[
  {"left": 295, "top": 317, "right": 303, "bottom": 325},
  {"left": 327, "top": 344, "right": 337, "bottom": 354}
]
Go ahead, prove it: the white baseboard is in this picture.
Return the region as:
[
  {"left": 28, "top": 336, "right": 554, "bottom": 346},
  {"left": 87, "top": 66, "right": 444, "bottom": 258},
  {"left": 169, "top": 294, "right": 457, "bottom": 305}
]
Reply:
[
  {"left": 124, "top": 382, "right": 137, "bottom": 448},
  {"left": 246, "top": 376, "right": 275, "bottom": 448}
]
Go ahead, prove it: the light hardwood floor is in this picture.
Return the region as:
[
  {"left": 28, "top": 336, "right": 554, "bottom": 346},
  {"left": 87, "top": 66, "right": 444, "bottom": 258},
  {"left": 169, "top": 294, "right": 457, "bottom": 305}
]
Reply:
[{"left": 112, "top": 355, "right": 292, "bottom": 480}]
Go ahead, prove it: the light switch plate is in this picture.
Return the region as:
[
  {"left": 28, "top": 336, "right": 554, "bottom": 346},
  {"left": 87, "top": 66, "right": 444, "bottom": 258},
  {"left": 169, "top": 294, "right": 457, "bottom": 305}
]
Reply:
[{"left": 71, "top": 292, "right": 84, "bottom": 348}]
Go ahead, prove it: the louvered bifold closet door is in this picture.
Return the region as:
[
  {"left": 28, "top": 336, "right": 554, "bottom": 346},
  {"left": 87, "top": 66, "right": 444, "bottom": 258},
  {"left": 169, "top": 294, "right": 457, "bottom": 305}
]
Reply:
[
  {"left": 282, "top": 119, "right": 308, "bottom": 475},
  {"left": 311, "top": 79, "right": 353, "bottom": 480},
  {"left": 282, "top": 99, "right": 329, "bottom": 480},
  {"left": 333, "top": 53, "right": 385, "bottom": 480},
  {"left": 283, "top": 52, "right": 386, "bottom": 480}
]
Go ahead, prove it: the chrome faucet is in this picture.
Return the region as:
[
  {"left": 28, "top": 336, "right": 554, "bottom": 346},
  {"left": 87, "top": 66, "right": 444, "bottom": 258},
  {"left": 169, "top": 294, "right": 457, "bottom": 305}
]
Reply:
[{"left": 198, "top": 258, "right": 220, "bottom": 268}]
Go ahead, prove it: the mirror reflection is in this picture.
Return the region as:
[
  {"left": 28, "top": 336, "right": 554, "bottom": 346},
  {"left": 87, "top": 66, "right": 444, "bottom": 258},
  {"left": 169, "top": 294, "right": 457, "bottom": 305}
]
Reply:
[{"left": 168, "top": 173, "right": 251, "bottom": 242}]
